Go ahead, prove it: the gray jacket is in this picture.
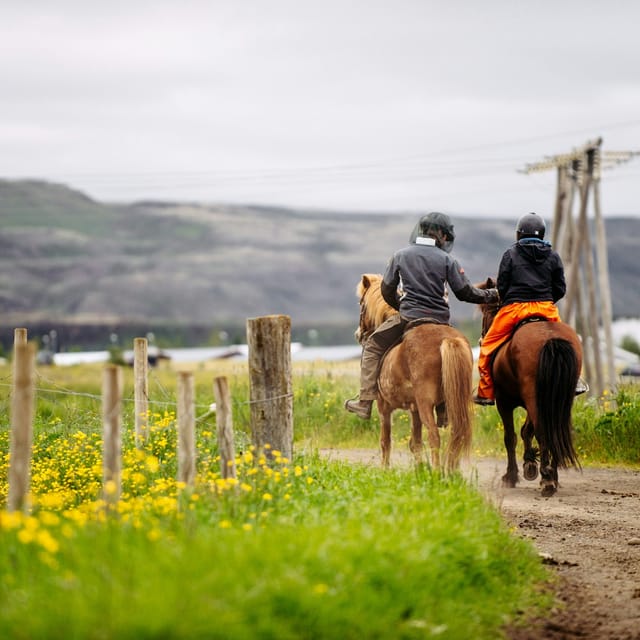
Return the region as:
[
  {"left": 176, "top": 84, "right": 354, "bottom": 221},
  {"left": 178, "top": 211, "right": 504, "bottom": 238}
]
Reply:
[{"left": 380, "top": 238, "right": 497, "bottom": 323}]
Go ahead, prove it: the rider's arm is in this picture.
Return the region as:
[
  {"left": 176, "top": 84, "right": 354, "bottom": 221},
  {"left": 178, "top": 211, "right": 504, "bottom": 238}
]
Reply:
[
  {"left": 381, "top": 257, "right": 401, "bottom": 310},
  {"left": 496, "top": 251, "right": 512, "bottom": 301},
  {"left": 551, "top": 253, "right": 567, "bottom": 303},
  {"left": 448, "top": 258, "right": 499, "bottom": 304}
]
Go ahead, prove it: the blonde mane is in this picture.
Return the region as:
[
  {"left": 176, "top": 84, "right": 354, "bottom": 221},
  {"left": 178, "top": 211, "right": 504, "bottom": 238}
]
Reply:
[{"left": 357, "top": 273, "right": 398, "bottom": 332}]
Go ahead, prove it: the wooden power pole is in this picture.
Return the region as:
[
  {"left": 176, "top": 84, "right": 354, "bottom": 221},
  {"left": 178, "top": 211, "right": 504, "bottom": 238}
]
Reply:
[{"left": 521, "top": 138, "right": 639, "bottom": 397}]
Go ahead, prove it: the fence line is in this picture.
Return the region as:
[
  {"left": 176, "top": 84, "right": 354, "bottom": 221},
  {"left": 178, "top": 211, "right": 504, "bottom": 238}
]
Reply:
[
  {"left": 0, "top": 382, "right": 293, "bottom": 410},
  {"left": 4, "top": 317, "right": 293, "bottom": 510}
]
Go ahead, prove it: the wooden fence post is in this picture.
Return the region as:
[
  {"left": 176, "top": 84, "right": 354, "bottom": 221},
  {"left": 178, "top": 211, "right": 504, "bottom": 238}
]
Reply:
[
  {"left": 133, "top": 337, "right": 149, "bottom": 446},
  {"left": 8, "top": 339, "right": 36, "bottom": 512},
  {"left": 246, "top": 315, "right": 293, "bottom": 460},
  {"left": 213, "top": 376, "right": 236, "bottom": 479},
  {"left": 177, "top": 372, "right": 196, "bottom": 486},
  {"left": 13, "top": 327, "right": 28, "bottom": 347},
  {"left": 102, "top": 365, "right": 122, "bottom": 505}
]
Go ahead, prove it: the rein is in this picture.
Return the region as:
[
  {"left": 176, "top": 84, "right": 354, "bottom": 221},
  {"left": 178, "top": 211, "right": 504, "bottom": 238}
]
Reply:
[
  {"left": 480, "top": 303, "right": 499, "bottom": 338},
  {"left": 357, "top": 292, "right": 373, "bottom": 345}
]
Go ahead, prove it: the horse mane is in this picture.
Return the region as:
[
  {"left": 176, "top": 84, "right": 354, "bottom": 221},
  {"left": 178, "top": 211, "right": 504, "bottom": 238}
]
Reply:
[
  {"left": 357, "top": 274, "right": 398, "bottom": 330},
  {"left": 476, "top": 276, "right": 500, "bottom": 327}
]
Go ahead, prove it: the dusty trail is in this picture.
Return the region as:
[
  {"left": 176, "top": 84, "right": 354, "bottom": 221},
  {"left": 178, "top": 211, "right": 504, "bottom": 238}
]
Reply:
[{"left": 320, "top": 448, "right": 640, "bottom": 639}]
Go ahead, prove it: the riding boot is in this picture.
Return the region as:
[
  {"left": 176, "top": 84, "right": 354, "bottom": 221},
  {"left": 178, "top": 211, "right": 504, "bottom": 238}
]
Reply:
[
  {"left": 344, "top": 398, "right": 373, "bottom": 419},
  {"left": 474, "top": 373, "right": 495, "bottom": 406},
  {"left": 344, "top": 352, "right": 378, "bottom": 419},
  {"left": 473, "top": 394, "right": 495, "bottom": 406}
]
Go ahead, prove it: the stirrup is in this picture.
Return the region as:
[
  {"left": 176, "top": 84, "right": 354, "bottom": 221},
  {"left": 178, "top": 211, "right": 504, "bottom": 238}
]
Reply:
[
  {"left": 344, "top": 398, "right": 373, "bottom": 420},
  {"left": 575, "top": 378, "right": 589, "bottom": 396},
  {"left": 473, "top": 395, "right": 495, "bottom": 406}
]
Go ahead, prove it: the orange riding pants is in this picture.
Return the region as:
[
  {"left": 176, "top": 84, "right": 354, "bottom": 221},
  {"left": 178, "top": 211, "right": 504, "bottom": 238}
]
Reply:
[{"left": 477, "top": 301, "right": 561, "bottom": 400}]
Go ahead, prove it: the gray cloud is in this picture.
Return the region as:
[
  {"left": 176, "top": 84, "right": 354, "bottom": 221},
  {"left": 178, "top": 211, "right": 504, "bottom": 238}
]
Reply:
[{"left": 1, "top": 0, "right": 640, "bottom": 215}]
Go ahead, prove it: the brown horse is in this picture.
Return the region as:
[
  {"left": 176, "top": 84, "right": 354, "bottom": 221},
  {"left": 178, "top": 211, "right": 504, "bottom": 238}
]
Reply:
[
  {"left": 478, "top": 277, "right": 582, "bottom": 496},
  {"left": 356, "top": 274, "right": 474, "bottom": 471}
]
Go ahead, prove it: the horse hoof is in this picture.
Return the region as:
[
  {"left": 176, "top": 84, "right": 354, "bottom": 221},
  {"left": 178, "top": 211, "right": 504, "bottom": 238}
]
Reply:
[
  {"left": 541, "top": 484, "right": 557, "bottom": 497},
  {"left": 523, "top": 462, "right": 539, "bottom": 481},
  {"left": 501, "top": 474, "right": 517, "bottom": 488}
]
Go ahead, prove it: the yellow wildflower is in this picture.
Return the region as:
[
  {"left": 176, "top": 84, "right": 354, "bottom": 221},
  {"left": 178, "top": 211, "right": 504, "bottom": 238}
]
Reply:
[{"left": 36, "top": 529, "right": 59, "bottom": 554}]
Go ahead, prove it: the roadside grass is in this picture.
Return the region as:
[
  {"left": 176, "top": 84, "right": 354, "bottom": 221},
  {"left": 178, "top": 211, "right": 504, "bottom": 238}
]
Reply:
[
  {"left": 1, "top": 429, "right": 550, "bottom": 640},
  {"left": 1, "top": 361, "right": 638, "bottom": 638},
  {"left": 571, "top": 386, "right": 640, "bottom": 466}
]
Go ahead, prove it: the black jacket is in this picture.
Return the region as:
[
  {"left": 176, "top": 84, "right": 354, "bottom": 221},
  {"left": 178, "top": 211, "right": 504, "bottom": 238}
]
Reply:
[
  {"left": 497, "top": 238, "right": 566, "bottom": 305},
  {"left": 380, "top": 238, "right": 497, "bottom": 323}
]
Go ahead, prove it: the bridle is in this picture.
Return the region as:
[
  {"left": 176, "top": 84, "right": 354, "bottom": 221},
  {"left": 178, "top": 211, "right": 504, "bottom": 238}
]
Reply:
[
  {"left": 356, "top": 292, "right": 374, "bottom": 346},
  {"left": 480, "top": 301, "right": 499, "bottom": 339}
]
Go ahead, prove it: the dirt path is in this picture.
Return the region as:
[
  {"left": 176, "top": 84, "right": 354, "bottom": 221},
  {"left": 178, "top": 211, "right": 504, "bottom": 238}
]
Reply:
[{"left": 320, "top": 448, "right": 640, "bottom": 639}]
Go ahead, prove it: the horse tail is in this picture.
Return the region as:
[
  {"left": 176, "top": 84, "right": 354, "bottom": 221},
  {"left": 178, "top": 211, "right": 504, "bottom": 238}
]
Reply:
[
  {"left": 441, "top": 337, "right": 473, "bottom": 470},
  {"left": 536, "top": 338, "right": 581, "bottom": 469}
]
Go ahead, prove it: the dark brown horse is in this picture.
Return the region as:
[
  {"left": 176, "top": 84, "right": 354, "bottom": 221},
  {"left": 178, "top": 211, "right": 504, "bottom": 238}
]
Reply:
[
  {"left": 478, "top": 277, "right": 582, "bottom": 496},
  {"left": 356, "top": 274, "right": 474, "bottom": 471}
]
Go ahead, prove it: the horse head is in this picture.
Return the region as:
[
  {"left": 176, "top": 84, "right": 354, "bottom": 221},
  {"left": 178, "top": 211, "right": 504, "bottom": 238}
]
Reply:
[
  {"left": 477, "top": 276, "right": 500, "bottom": 338},
  {"left": 355, "top": 273, "right": 397, "bottom": 345}
]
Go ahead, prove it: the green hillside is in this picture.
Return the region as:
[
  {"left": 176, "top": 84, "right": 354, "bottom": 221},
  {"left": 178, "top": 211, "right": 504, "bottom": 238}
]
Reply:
[{"left": 1, "top": 179, "right": 638, "bottom": 349}]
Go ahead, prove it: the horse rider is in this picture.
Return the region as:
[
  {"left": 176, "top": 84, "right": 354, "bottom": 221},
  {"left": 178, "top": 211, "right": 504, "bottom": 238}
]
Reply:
[
  {"left": 474, "top": 212, "right": 587, "bottom": 406},
  {"left": 345, "top": 212, "right": 499, "bottom": 419}
]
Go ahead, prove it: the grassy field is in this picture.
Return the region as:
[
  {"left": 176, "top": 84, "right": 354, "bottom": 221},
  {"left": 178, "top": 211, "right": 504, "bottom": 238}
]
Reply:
[{"left": 1, "top": 360, "right": 638, "bottom": 638}]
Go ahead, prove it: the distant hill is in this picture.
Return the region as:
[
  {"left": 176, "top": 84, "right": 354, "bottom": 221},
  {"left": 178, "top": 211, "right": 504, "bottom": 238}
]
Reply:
[{"left": 1, "top": 179, "right": 639, "bottom": 349}]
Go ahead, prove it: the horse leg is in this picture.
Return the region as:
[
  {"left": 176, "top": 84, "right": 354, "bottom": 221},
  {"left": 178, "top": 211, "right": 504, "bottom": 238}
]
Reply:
[
  {"left": 520, "top": 418, "right": 539, "bottom": 481},
  {"left": 539, "top": 446, "right": 558, "bottom": 497},
  {"left": 427, "top": 415, "right": 442, "bottom": 469},
  {"left": 497, "top": 402, "right": 519, "bottom": 487},
  {"left": 435, "top": 402, "right": 448, "bottom": 428},
  {"left": 378, "top": 400, "right": 392, "bottom": 468},
  {"left": 422, "top": 410, "right": 442, "bottom": 469},
  {"left": 408, "top": 408, "right": 426, "bottom": 466}
]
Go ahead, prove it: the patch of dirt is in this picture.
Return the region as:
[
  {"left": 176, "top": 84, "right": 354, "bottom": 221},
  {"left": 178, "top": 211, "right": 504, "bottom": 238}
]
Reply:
[{"left": 320, "top": 448, "right": 640, "bottom": 639}]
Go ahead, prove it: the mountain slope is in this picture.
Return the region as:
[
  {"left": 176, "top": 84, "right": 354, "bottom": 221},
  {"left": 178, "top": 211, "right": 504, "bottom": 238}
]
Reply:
[{"left": 1, "top": 179, "right": 638, "bottom": 345}]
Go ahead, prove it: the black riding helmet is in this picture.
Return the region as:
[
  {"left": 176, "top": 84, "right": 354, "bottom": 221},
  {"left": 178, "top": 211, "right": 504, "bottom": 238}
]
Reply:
[
  {"left": 516, "top": 212, "right": 546, "bottom": 240},
  {"left": 409, "top": 211, "right": 456, "bottom": 253}
]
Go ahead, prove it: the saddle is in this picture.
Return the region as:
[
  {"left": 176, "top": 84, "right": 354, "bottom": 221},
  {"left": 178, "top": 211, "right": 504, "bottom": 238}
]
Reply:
[
  {"left": 380, "top": 317, "right": 449, "bottom": 364},
  {"left": 404, "top": 317, "right": 449, "bottom": 332},
  {"left": 512, "top": 315, "right": 548, "bottom": 333},
  {"left": 490, "top": 315, "right": 548, "bottom": 367}
]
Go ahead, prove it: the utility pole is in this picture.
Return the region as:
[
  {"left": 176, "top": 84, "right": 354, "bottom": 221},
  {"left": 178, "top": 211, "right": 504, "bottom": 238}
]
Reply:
[{"left": 521, "top": 138, "right": 639, "bottom": 397}]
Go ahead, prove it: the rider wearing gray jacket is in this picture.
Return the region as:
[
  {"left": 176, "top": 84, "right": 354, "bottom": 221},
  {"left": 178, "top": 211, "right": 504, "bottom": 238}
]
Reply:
[{"left": 345, "top": 212, "right": 499, "bottom": 420}]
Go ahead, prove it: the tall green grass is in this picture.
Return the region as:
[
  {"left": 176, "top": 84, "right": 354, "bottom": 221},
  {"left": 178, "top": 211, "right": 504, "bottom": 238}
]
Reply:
[
  {"left": 461, "top": 386, "right": 640, "bottom": 466},
  {"left": 1, "top": 451, "right": 550, "bottom": 640},
  {"left": 0, "top": 362, "right": 552, "bottom": 638},
  {"left": 1, "top": 361, "right": 638, "bottom": 638},
  {"left": 571, "top": 386, "right": 640, "bottom": 465}
]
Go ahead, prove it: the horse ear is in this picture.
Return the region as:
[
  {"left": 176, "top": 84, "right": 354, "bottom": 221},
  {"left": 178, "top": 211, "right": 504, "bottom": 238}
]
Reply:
[
  {"left": 362, "top": 274, "right": 371, "bottom": 288},
  {"left": 487, "top": 276, "right": 496, "bottom": 288}
]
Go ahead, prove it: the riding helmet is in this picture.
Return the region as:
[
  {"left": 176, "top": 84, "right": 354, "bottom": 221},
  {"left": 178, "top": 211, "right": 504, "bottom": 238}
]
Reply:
[
  {"left": 410, "top": 212, "right": 456, "bottom": 252},
  {"left": 516, "top": 212, "right": 546, "bottom": 240}
]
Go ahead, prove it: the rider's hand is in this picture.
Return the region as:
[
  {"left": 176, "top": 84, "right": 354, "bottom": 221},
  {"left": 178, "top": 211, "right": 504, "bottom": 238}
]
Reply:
[{"left": 486, "top": 288, "right": 499, "bottom": 304}]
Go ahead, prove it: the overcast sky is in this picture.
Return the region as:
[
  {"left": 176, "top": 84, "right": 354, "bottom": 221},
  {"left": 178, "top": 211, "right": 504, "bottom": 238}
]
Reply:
[{"left": 2, "top": 0, "right": 640, "bottom": 216}]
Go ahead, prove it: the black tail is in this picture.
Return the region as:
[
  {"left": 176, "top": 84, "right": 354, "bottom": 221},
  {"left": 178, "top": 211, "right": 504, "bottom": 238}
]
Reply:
[{"left": 536, "top": 338, "right": 581, "bottom": 469}]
